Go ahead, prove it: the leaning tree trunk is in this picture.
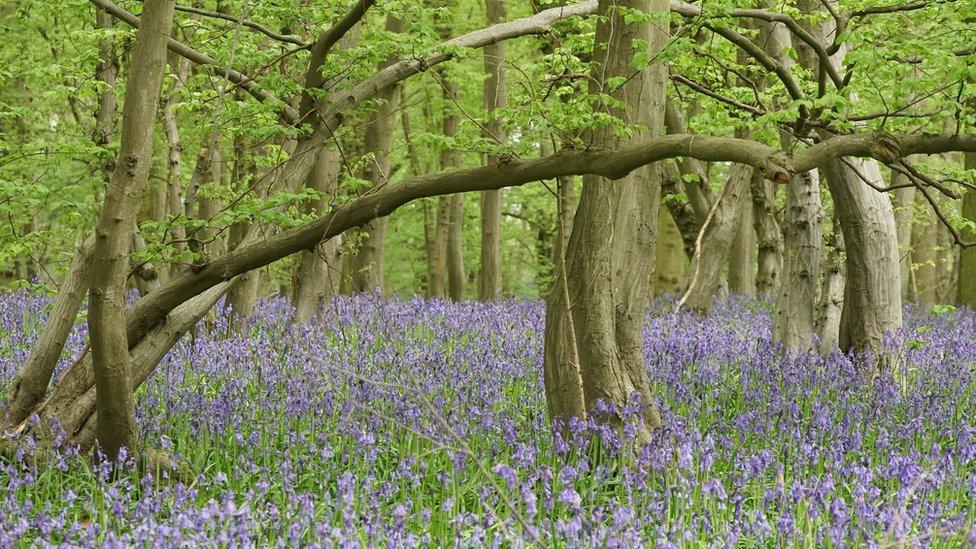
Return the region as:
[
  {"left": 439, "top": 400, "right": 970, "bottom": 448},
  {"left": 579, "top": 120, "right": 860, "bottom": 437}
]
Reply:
[
  {"left": 958, "top": 152, "right": 976, "bottom": 308},
  {"left": 679, "top": 164, "right": 753, "bottom": 314},
  {"left": 477, "top": 0, "right": 507, "bottom": 301},
  {"left": 822, "top": 158, "right": 902, "bottom": 355},
  {"left": 87, "top": 0, "right": 176, "bottom": 459},
  {"left": 543, "top": 0, "right": 668, "bottom": 442},
  {"left": 772, "top": 170, "right": 824, "bottom": 350}
]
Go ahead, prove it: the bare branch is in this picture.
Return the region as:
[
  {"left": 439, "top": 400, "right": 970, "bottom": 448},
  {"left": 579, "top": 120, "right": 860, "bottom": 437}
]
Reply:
[{"left": 171, "top": 3, "right": 308, "bottom": 46}]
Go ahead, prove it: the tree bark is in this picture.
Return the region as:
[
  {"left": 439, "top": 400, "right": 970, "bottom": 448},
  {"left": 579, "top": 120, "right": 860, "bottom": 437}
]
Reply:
[
  {"left": 728, "top": 191, "right": 756, "bottom": 296},
  {"left": 439, "top": 74, "right": 465, "bottom": 302},
  {"left": 447, "top": 194, "right": 466, "bottom": 301},
  {"left": 87, "top": 0, "right": 175, "bottom": 459},
  {"left": 908, "top": 185, "right": 939, "bottom": 304},
  {"left": 680, "top": 164, "right": 753, "bottom": 313},
  {"left": 543, "top": 0, "right": 668, "bottom": 442},
  {"left": 958, "top": 152, "right": 976, "bottom": 308},
  {"left": 292, "top": 145, "right": 343, "bottom": 322},
  {"left": 653, "top": 205, "right": 686, "bottom": 295},
  {"left": 751, "top": 169, "right": 782, "bottom": 296},
  {"left": 477, "top": 0, "right": 507, "bottom": 301},
  {"left": 348, "top": 17, "right": 401, "bottom": 294},
  {"left": 772, "top": 170, "right": 824, "bottom": 350},
  {"left": 816, "top": 220, "right": 845, "bottom": 353},
  {"left": 892, "top": 176, "right": 915, "bottom": 298},
  {"left": 822, "top": 158, "right": 902, "bottom": 355}
]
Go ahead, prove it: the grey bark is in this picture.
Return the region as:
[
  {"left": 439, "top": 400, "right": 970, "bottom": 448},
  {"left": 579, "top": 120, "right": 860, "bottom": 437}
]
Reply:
[
  {"left": 958, "top": 152, "right": 976, "bottom": 308},
  {"left": 679, "top": 164, "right": 754, "bottom": 313},
  {"left": 822, "top": 159, "right": 902, "bottom": 355},
  {"left": 348, "top": 17, "right": 402, "bottom": 294},
  {"left": 729, "top": 192, "right": 756, "bottom": 296},
  {"left": 543, "top": 0, "right": 668, "bottom": 442},
  {"left": 292, "top": 146, "right": 343, "bottom": 322},
  {"left": 772, "top": 170, "right": 824, "bottom": 350},
  {"left": 447, "top": 194, "right": 466, "bottom": 301},
  {"left": 816, "top": 220, "right": 845, "bottom": 353},
  {"left": 751, "top": 169, "right": 782, "bottom": 296},
  {"left": 653, "top": 205, "right": 687, "bottom": 295},
  {"left": 891, "top": 163, "right": 916, "bottom": 297},
  {"left": 477, "top": 0, "right": 507, "bottom": 301},
  {"left": 88, "top": 0, "right": 175, "bottom": 459}
]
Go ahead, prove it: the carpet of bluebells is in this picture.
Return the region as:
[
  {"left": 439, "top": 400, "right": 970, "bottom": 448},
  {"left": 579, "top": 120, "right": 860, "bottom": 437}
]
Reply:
[{"left": 1, "top": 290, "right": 976, "bottom": 547}]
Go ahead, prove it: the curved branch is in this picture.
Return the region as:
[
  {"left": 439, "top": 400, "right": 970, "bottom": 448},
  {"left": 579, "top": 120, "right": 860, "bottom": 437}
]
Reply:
[
  {"left": 794, "top": 133, "right": 976, "bottom": 172},
  {"left": 170, "top": 3, "right": 308, "bottom": 46}
]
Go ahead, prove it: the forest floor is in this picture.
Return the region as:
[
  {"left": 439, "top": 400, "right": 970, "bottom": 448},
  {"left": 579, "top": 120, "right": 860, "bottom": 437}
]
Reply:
[{"left": 1, "top": 292, "right": 975, "bottom": 546}]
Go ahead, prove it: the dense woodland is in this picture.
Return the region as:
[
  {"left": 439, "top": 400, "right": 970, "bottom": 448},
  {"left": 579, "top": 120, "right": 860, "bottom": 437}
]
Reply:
[{"left": 1, "top": 0, "right": 976, "bottom": 545}]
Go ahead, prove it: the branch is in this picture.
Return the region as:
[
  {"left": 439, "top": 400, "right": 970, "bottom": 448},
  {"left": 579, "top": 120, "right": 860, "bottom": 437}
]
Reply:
[
  {"left": 171, "top": 3, "right": 308, "bottom": 46},
  {"left": 89, "top": 0, "right": 300, "bottom": 124},
  {"left": 794, "top": 133, "right": 976, "bottom": 172},
  {"left": 299, "top": 0, "right": 377, "bottom": 117}
]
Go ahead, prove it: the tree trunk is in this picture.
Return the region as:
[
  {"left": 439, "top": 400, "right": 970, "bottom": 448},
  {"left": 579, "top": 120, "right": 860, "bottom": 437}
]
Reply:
[
  {"left": 348, "top": 17, "right": 401, "bottom": 294},
  {"left": 957, "top": 152, "right": 976, "bottom": 308},
  {"left": 728, "top": 193, "right": 756, "bottom": 296},
  {"left": 679, "top": 164, "right": 753, "bottom": 313},
  {"left": 891, "top": 168, "right": 916, "bottom": 298},
  {"left": 543, "top": 0, "right": 668, "bottom": 442},
  {"left": 292, "top": 145, "right": 343, "bottom": 322},
  {"left": 3, "top": 237, "right": 93, "bottom": 427},
  {"left": 772, "top": 170, "right": 824, "bottom": 350},
  {"left": 908, "top": 187, "right": 939, "bottom": 304},
  {"left": 653, "top": 205, "right": 686, "bottom": 295},
  {"left": 87, "top": 0, "right": 175, "bottom": 459},
  {"left": 429, "top": 197, "right": 450, "bottom": 299},
  {"left": 816, "top": 220, "right": 845, "bottom": 353},
  {"left": 660, "top": 160, "right": 700, "bottom": 257},
  {"left": 478, "top": 0, "right": 506, "bottom": 301},
  {"left": 822, "top": 158, "right": 902, "bottom": 355},
  {"left": 447, "top": 194, "right": 466, "bottom": 301},
  {"left": 751, "top": 169, "right": 782, "bottom": 296}
]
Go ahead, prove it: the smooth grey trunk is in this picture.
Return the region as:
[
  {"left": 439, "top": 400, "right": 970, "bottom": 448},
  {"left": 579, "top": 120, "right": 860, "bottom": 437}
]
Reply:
[
  {"left": 728, "top": 194, "right": 756, "bottom": 296},
  {"left": 822, "top": 158, "right": 902, "bottom": 355},
  {"left": 751, "top": 170, "right": 782, "bottom": 296},
  {"left": 477, "top": 0, "right": 506, "bottom": 301},
  {"left": 543, "top": 0, "right": 668, "bottom": 443},
  {"left": 348, "top": 17, "right": 402, "bottom": 294},
  {"left": 891, "top": 170, "right": 916, "bottom": 298},
  {"left": 3, "top": 237, "right": 93, "bottom": 428},
  {"left": 660, "top": 160, "right": 700, "bottom": 257},
  {"left": 88, "top": 0, "right": 175, "bottom": 459},
  {"left": 908, "top": 186, "right": 939, "bottom": 304},
  {"left": 816, "top": 220, "right": 845, "bottom": 353},
  {"left": 679, "top": 164, "right": 753, "bottom": 313},
  {"left": 654, "top": 206, "right": 687, "bottom": 295},
  {"left": 772, "top": 170, "right": 824, "bottom": 350},
  {"left": 447, "top": 194, "right": 466, "bottom": 301},
  {"left": 958, "top": 152, "right": 976, "bottom": 308},
  {"left": 292, "top": 145, "right": 343, "bottom": 322}
]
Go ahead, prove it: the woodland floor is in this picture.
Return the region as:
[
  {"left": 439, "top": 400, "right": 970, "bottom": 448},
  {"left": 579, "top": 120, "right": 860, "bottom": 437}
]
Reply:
[{"left": 1, "top": 292, "right": 975, "bottom": 546}]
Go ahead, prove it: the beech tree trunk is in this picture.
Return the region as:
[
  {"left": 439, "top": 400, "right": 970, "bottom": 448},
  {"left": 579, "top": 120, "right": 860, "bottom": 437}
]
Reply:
[
  {"left": 543, "top": 0, "right": 668, "bottom": 442},
  {"left": 891, "top": 165, "right": 916, "bottom": 298},
  {"left": 679, "top": 164, "right": 753, "bottom": 313},
  {"left": 653, "top": 206, "right": 686, "bottom": 295},
  {"left": 87, "top": 0, "right": 175, "bottom": 459},
  {"left": 816, "top": 220, "right": 845, "bottom": 353},
  {"left": 729, "top": 195, "right": 756, "bottom": 296},
  {"left": 908, "top": 189, "right": 939, "bottom": 304},
  {"left": 772, "top": 170, "right": 824, "bottom": 350},
  {"left": 292, "top": 145, "right": 343, "bottom": 322},
  {"left": 478, "top": 0, "right": 506, "bottom": 301},
  {"left": 751, "top": 170, "right": 782, "bottom": 296},
  {"left": 348, "top": 18, "right": 401, "bottom": 294},
  {"left": 447, "top": 194, "right": 466, "bottom": 301},
  {"left": 958, "top": 152, "right": 976, "bottom": 308},
  {"left": 822, "top": 159, "right": 902, "bottom": 355}
]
